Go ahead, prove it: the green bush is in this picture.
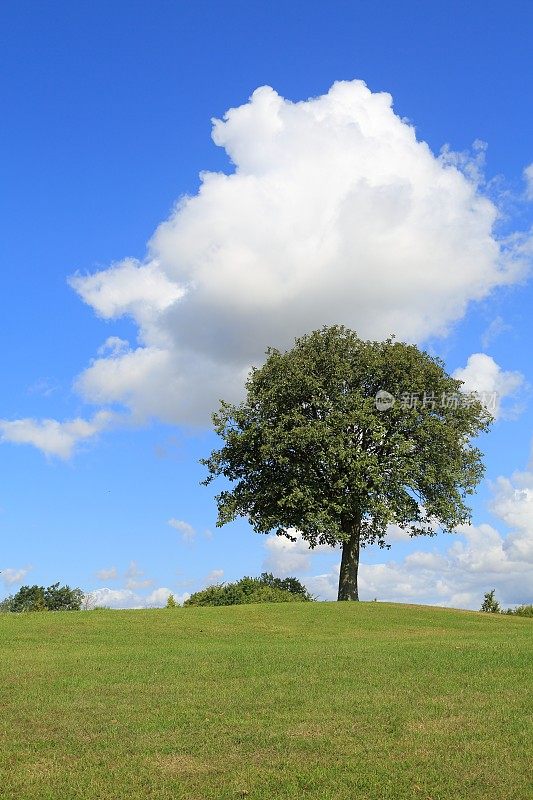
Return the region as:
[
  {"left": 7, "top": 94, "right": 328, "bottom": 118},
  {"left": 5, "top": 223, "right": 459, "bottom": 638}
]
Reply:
[
  {"left": 257, "top": 572, "right": 313, "bottom": 600},
  {"left": 480, "top": 589, "right": 500, "bottom": 613},
  {"left": 505, "top": 604, "right": 533, "bottom": 617},
  {"left": 184, "top": 575, "right": 313, "bottom": 607},
  {"left": 0, "top": 595, "right": 14, "bottom": 612},
  {"left": 1, "top": 583, "right": 83, "bottom": 612},
  {"left": 479, "top": 591, "right": 532, "bottom": 617}
]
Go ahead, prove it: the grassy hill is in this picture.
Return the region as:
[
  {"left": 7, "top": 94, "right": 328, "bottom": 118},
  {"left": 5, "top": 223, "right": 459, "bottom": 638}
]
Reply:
[{"left": 0, "top": 602, "right": 531, "bottom": 799}]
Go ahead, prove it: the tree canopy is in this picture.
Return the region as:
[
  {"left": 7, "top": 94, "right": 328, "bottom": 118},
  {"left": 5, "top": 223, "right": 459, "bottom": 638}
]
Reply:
[
  {"left": 202, "top": 326, "right": 492, "bottom": 600},
  {"left": 0, "top": 583, "right": 83, "bottom": 612}
]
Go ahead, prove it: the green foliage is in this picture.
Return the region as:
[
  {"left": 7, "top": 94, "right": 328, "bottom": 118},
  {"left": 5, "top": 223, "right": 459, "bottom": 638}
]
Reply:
[
  {"left": 202, "top": 325, "right": 491, "bottom": 599},
  {"left": 0, "top": 596, "right": 14, "bottom": 612},
  {"left": 258, "top": 572, "right": 314, "bottom": 600},
  {"left": 184, "top": 574, "right": 312, "bottom": 607},
  {"left": 2, "top": 583, "right": 83, "bottom": 612},
  {"left": 165, "top": 593, "right": 178, "bottom": 609},
  {"left": 44, "top": 583, "right": 84, "bottom": 611},
  {"left": 480, "top": 589, "right": 501, "bottom": 613},
  {"left": 478, "top": 593, "right": 532, "bottom": 616},
  {"left": 4, "top": 585, "right": 47, "bottom": 612},
  {"left": 504, "top": 604, "right": 533, "bottom": 617}
]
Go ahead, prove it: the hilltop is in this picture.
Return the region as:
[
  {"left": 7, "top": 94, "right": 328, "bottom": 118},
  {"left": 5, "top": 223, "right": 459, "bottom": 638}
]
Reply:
[{"left": 0, "top": 602, "right": 531, "bottom": 799}]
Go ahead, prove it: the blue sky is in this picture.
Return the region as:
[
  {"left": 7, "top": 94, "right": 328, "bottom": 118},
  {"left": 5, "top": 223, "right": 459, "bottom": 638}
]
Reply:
[{"left": 1, "top": 0, "right": 532, "bottom": 608}]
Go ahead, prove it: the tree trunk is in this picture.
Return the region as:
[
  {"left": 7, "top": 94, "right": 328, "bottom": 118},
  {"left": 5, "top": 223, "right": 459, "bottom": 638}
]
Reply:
[{"left": 337, "top": 518, "right": 361, "bottom": 601}]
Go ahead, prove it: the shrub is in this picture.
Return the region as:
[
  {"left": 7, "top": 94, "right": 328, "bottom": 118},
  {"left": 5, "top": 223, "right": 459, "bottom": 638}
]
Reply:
[
  {"left": 1, "top": 583, "right": 83, "bottom": 612},
  {"left": 258, "top": 572, "right": 314, "bottom": 601},
  {"left": 0, "top": 596, "right": 14, "bottom": 612},
  {"left": 184, "top": 575, "right": 313, "bottom": 607},
  {"left": 480, "top": 589, "right": 501, "bottom": 613},
  {"left": 504, "top": 604, "right": 533, "bottom": 617},
  {"left": 44, "top": 583, "right": 84, "bottom": 611}
]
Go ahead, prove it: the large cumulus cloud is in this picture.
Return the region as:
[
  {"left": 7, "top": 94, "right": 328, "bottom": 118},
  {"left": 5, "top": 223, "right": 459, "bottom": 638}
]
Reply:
[{"left": 70, "top": 80, "right": 527, "bottom": 427}]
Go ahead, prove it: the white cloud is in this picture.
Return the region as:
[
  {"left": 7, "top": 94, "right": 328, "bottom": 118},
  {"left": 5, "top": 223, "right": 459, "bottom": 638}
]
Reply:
[
  {"left": 87, "top": 588, "right": 142, "bottom": 609},
  {"left": 524, "top": 163, "right": 533, "bottom": 201},
  {"left": 1, "top": 566, "right": 32, "bottom": 586},
  {"left": 384, "top": 524, "right": 414, "bottom": 543},
  {"left": 266, "top": 466, "right": 533, "bottom": 609},
  {"left": 168, "top": 518, "right": 196, "bottom": 542},
  {"left": 453, "top": 353, "right": 525, "bottom": 419},
  {"left": 67, "top": 80, "right": 528, "bottom": 427},
  {"left": 490, "top": 471, "right": 533, "bottom": 562},
  {"left": 96, "top": 567, "right": 118, "bottom": 581},
  {"left": 124, "top": 560, "right": 153, "bottom": 590},
  {"left": 264, "top": 529, "right": 333, "bottom": 574},
  {"left": 480, "top": 316, "right": 510, "bottom": 350},
  {"left": 144, "top": 587, "right": 173, "bottom": 607},
  {"left": 97, "top": 336, "right": 130, "bottom": 357},
  {"left": 27, "top": 377, "right": 59, "bottom": 397},
  {"left": 0, "top": 410, "right": 115, "bottom": 459},
  {"left": 303, "top": 518, "right": 532, "bottom": 608},
  {"left": 70, "top": 258, "right": 183, "bottom": 322},
  {"left": 204, "top": 568, "right": 224, "bottom": 584},
  {"left": 87, "top": 586, "right": 190, "bottom": 608}
]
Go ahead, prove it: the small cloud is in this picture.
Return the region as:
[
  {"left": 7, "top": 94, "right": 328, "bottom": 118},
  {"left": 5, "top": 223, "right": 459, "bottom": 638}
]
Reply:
[
  {"left": 86, "top": 587, "right": 142, "bottom": 609},
  {"left": 86, "top": 586, "right": 190, "bottom": 609},
  {"left": 524, "top": 163, "right": 533, "bottom": 201},
  {"left": 439, "top": 139, "right": 487, "bottom": 187},
  {"left": 453, "top": 353, "right": 525, "bottom": 420},
  {"left": 125, "top": 561, "right": 143, "bottom": 579},
  {"left": 1, "top": 566, "right": 32, "bottom": 586},
  {"left": 96, "top": 567, "right": 118, "bottom": 581},
  {"left": 27, "top": 378, "right": 59, "bottom": 398},
  {"left": 205, "top": 569, "right": 224, "bottom": 584},
  {"left": 144, "top": 587, "right": 173, "bottom": 607},
  {"left": 124, "top": 560, "right": 153, "bottom": 590},
  {"left": 97, "top": 336, "right": 130, "bottom": 357},
  {"left": 264, "top": 529, "right": 332, "bottom": 574},
  {"left": 69, "top": 258, "right": 183, "bottom": 321},
  {"left": 126, "top": 578, "right": 153, "bottom": 590},
  {"left": 385, "top": 525, "right": 413, "bottom": 543},
  {"left": 0, "top": 410, "right": 116, "bottom": 459},
  {"left": 481, "top": 316, "right": 510, "bottom": 350},
  {"left": 168, "top": 518, "right": 196, "bottom": 542}
]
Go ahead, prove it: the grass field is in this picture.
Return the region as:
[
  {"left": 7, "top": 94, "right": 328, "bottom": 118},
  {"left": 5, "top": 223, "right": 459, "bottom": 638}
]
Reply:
[{"left": 0, "top": 602, "right": 531, "bottom": 800}]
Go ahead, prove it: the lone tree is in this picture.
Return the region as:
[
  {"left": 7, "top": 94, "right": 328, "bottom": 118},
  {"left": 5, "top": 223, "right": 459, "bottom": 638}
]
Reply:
[
  {"left": 480, "top": 589, "right": 501, "bottom": 613},
  {"left": 202, "top": 326, "right": 491, "bottom": 601}
]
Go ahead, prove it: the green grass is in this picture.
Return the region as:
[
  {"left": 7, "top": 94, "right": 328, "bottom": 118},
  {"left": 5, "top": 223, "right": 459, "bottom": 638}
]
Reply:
[{"left": 0, "top": 602, "right": 531, "bottom": 800}]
